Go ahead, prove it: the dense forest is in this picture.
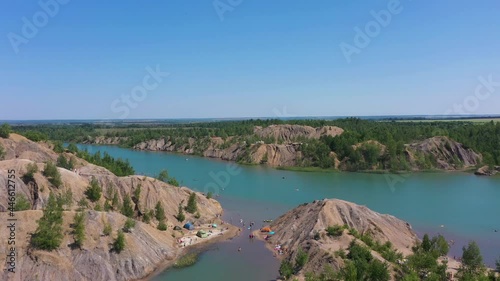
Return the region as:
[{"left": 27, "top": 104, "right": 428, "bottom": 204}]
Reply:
[{"left": 11, "top": 119, "right": 500, "bottom": 170}]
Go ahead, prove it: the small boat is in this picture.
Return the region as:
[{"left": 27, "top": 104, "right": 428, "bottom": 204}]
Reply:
[{"left": 263, "top": 219, "right": 273, "bottom": 223}]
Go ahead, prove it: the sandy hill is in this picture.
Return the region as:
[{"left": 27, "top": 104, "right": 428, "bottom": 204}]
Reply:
[{"left": 0, "top": 134, "right": 236, "bottom": 281}]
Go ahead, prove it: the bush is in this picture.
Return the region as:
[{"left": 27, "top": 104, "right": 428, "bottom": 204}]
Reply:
[
  {"left": 280, "top": 260, "right": 294, "bottom": 280},
  {"left": 31, "top": 193, "right": 64, "bottom": 250},
  {"left": 52, "top": 141, "right": 64, "bottom": 153},
  {"left": 113, "top": 230, "right": 125, "bottom": 253},
  {"left": 56, "top": 155, "right": 74, "bottom": 170},
  {"left": 0, "top": 143, "right": 5, "bottom": 160},
  {"left": 143, "top": 209, "right": 153, "bottom": 224},
  {"left": 186, "top": 193, "right": 198, "bottom": 214},
  {"left": 73, "top": 212, "right": 86, "bottom": 248},
  {"left": 14, "top": 194, "right": 31, "bottom": 211},
  {"left": 43, "top": 161, "right": 62, "bottom": 187},
  {"left": 176, "top": 204, "right": 185, "bottom": 222},
  {"left": 77, "top": 198, "right": 89, "bottom": 211},
  {"left": 206, "top": 192, "right": 213, "bottom": 199},
  {"left": 121, "top": 194, "right": 134, "bottom": 218},
  {"left": 295, "top": 249, "right": 309, "bottom": 271},
  {"left": 103, "top": 222, "right": 112, "bottom": 236},
  {"left": 155, "top": 201, "right": 166, "bottom": 221},
  {"left": 174, "top": 253, "right": 198, "bottom": 268},
  {"left": 0, "top": 123, "right": 11, "bottom": 138},
  {"left": 157, "top": 220, "right": 167, "bottom": 231},
  {"left": 85, "top": 177, "right": 102, "bottom": 202},
  {"left": 123, "top": 218, "right": 136, "bottom": 233},
  {"left": 326, "top": 225, "right": 344, "bottom": 237}
]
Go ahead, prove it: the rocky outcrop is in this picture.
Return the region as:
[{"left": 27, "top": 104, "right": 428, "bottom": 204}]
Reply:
[
  {"left": 253, "top": 125, "right": 344, "bottom": 143},
  {"left": 258, "top": 199, "right": 419, "bottom": 279},
  {"left": 475, "top": 165, "right": 500, "bottom": 176},
  {"left": 0, "top": 134, "right": 232, "bottom": 281},
  {"left": 405, "top": 136, "right": 482, "bottom": 170}
]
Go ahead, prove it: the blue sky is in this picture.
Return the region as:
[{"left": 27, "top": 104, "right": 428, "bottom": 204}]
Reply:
[{"left": 1, "top": 0, "right": 499, "bottom": 120}]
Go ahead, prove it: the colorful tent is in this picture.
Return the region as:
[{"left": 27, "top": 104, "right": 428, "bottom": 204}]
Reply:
[
  {"left": 197, "top": 230, "right": 209, "bottom": 238},
  {"left": 261, "top": 227, "right": 272, "bottom": 232},
  {"left": 184, "top": 222, "right": 194, "bottom": 230}
]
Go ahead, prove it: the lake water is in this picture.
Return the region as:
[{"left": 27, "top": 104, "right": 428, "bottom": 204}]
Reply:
[{"left": 77, "top": 144, "right": 500, "bottom": 279}]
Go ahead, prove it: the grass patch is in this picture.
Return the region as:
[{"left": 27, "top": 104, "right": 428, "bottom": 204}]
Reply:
[{"left": 173, "top": 253, "right": 199, "bottom": 268}]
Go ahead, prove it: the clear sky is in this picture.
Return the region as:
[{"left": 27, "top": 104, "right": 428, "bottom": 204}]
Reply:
[{"left": 1, "top": 0, "right": 499, "bottom": 120}]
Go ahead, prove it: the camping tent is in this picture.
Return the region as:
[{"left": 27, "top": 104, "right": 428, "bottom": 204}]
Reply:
[
  {"left": 197, "top": 230, "right": 209, "bottom": 238},
  {"left": 173, "top": 226, "right": 182, "bottom": 231},
  {"left": 212, "top": 224, "right": 217, "bottom": 228},
  {"left": 184, "top": 222, "right": 194, "bottom": 230},
  {"left": 261, "top": 227, "right": 272, "bottom": 232}
]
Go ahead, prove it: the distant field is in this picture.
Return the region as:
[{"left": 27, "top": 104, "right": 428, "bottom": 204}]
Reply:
[{"left": 392, "top": 118, "right": 500, "bottom": 123}]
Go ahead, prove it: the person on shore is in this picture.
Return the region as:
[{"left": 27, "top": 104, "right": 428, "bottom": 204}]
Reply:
[{"left": 238, "top": 247, "right": 242, "bottom": 252}]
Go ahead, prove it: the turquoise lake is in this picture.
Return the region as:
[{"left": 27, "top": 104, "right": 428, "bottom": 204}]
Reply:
[{"left": 77, "top": 144, "right": 500, "bottom": 280}]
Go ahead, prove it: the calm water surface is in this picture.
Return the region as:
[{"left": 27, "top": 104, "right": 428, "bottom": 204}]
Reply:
[{"left": 77, "top": 144, "right": 500, "bottom": 280}]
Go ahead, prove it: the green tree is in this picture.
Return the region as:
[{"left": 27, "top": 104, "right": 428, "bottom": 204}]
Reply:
[
  {"left": 43, "top": 161, "right": 63, "bottom": 187},
  {"left": 14, "top": 194, "right": 31, "bottom": 211},
  {"left": 206, "top": 192, "right": 213, "bottom": 199},
  {"left": 366, "top": 260, "right": 390, "bottom": 281},
  {"left": 23, "top": 162, "right": 38, "bottom": 183},
  {"left": 176, "top": 204, "right": 185, "bottom": 222},
  {"left": 326, "top": 225, "right": 344, "bottom": 237},
  {"left": 0, "top": 123, "right": 12, "bottom": 138},
  {"left": 77, "top": 197, "right": 89, "bottom": 211},
  {"left": 56, "top": 155, "right": 72, "bottom": 170},
  {"left": 157, "top": 170, "right": 169, "bottom": 182},
  {"left": 123, "top": 218, "right": 136, "bottom": 233},
  {"left": 31, "top": 193, "right": 64, "bottom": 250},
  {"left": 132, "top": 184, "right": 141, "bottom": 208},
  {"left": 459, "top": 241, "right": 485, "bottom": 278},
  {"left": 113, "top": 230, "right": 125, "bottom": 253},
  {"left": 85, "top": 177, "right": 102, "bottom": 202},
  {"left": 53, "top": 141, "right": 64, "bottom": 153},
  {"left": 157, "top": 220, "right": 167, "bottom": 231},
  {"left": 186, "top": 193, "right": 198, "bottom": 214},
  {"left": 0, "top": 143, "right": 5, "bottom": 160},
  {"left": 121, "top": 194, "right": 134, "bottom": 218},
  {"left": 155, "top": 201, "right": 166, "bottom": 221},
  {"left": 279, "top": 260, "right": 294, "bottom": 280},
  {"left": 112, "top": 190, "right": 120, "bottom": 210},
  {"left": 73, "top": 212, "right": 86, "bottom": 248},
  {"left": 67, "top": 143, "right": 78, "bottom": 153},
  {"left": 295, "top": 248, "right": 309, "bottom": 271}
]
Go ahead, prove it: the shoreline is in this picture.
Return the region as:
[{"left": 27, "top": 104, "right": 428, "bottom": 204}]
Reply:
[
  {"left": 81, "top": 143, "right": 493, "bottom": 177},
  {"left": 141, "top": 224, "right": 240, "bottom": 281}
]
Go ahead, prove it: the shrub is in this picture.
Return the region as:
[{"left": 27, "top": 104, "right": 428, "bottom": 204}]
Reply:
[
  {"left": 31, "top": 193, "right": 64, "bottom": 250},
  {"left": 52, "top": 141, "right": 64, "bottom": 153},
  {"left": 103, "top": 222, "right": 112, "bottom": 236},
  {"left": 77, "top": 198, "right": 89, "bottom": 211},
  {"left": 43, "top": 161, "right": 62, "bottom": 187},
  {"left": 73, "top": 212, "right": 86, "bottom": 248},
  {"left": 0, "top": 123, "right": 11, "bottom": 138},
  {"left": 176, "top": 204, "right": 185, "bottom": 222},
  {"left": 206, "top": 192, "right": 213, "bottom": 199},
  {"left": 280, "top": 260, "right": 294, "bottom": 280},
  {"left": 174, "top": 253, "right": 198, "bottom": 268},
  {"left": 186, "top": 193, "right": 198, "bottom": 214},
  {"left": 157, "top": 220, "right": 167, "bottom": 231},
  {"left": 155, "top": 201, "right": 166, "bottom": 221},
  {"left": 56, "top": 155, "right": 74, "bottom": 170},
  {"left": 23, "top": 163, "right": 38, "bottom": 183},
  {"left": 113, "top": 230, "right": 125, "bottom": 253},
  {"left": 326, "top": 225, "right": 344, "bottom": 237},
  {"left": 14, "top": 194, "right": 31, "bottom": 211},
  {"left": 85, "top": 177, "right": 102, "bottom": 203},
  {"left": 295, "top": 249, "right": 309, "bottom": 271},
  {"left": 0, "top": 143, "right": 5, "bottom": 160},
  {"left": 194, "top": 212, "right": 201, "bottom": 219},
  {"left": 121, "top": 194, "right": 134, "bottom": 218},
  {"left": 123, "top": 218, "right": 136, "bottom": 233}
]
